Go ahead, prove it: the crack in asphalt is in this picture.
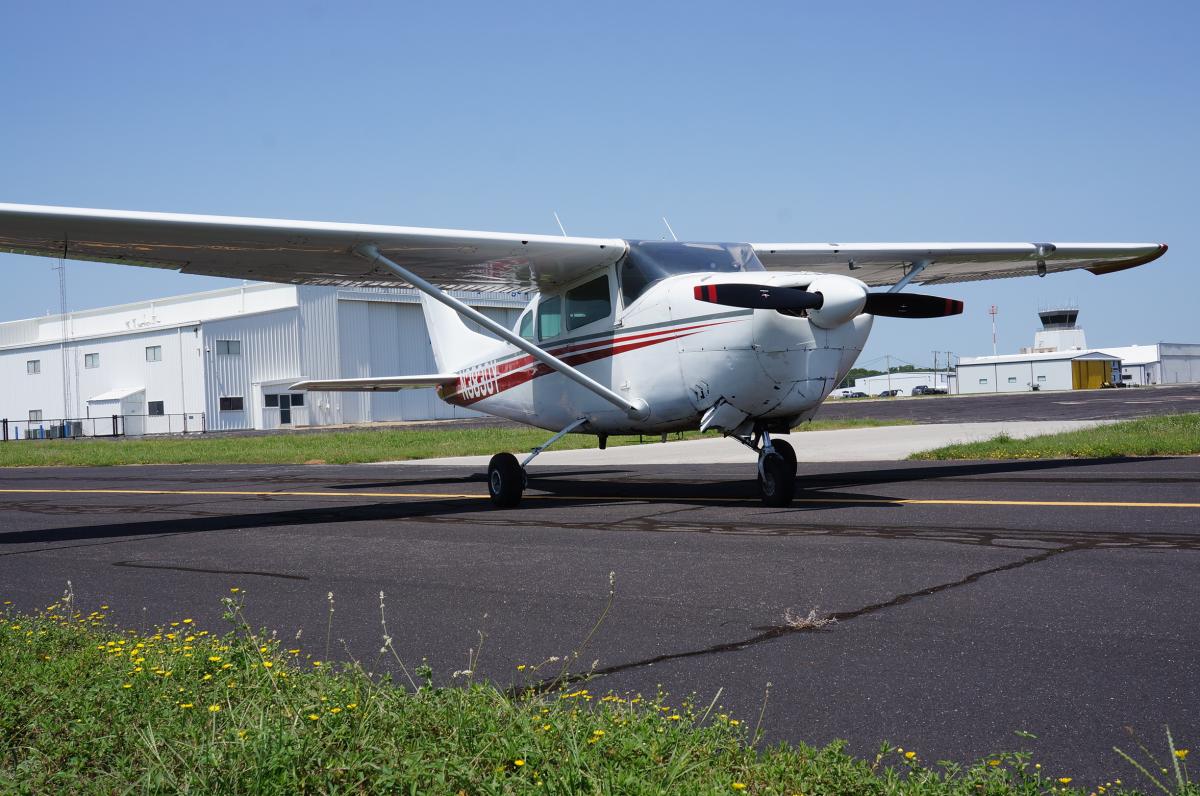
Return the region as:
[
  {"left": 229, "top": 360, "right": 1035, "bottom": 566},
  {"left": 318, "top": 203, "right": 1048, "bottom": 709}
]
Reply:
[
  {"left": 112, "top": 560, "right": 308, "bottom": 580},
  {"left": 518, "top": 543, "right": 1079, "bottom": 694}
]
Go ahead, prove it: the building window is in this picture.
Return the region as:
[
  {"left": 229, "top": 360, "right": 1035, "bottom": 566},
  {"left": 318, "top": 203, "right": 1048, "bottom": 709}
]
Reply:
[
  {"left": 215, "top": 340, "right": 241, "bottom": 355},
  {"left": 26, "top": 359, "right": 40, "bottom": 375},
  {"left": 979, "top": 378, "right": 988, "bottom": 384},
  {"left": 84, "top": 352, "right": 99, "bottom": 369},
  {"left": 145, "top": 345, "right": 162, "bottom": 362},
  {"left": 1007, "top": 376, "right": 1017, "bottom": 383},
  {"left": 219, "top": 396, "right": 244, "bottom": 411},
  {"left": 265, "top": 394, "right": 279, "bottom": 408},
  {"left": 29, "top": 410, "right": 42, "bottom": 422},
  {"left": 1037, "top": 375, "right": 1047, "bottom": 381},
  {"left": 148, "top": 401, "right": 165, "bottom": 416},
  {"left": 290, "top": 393, "right": 304, "bottom": 407}
]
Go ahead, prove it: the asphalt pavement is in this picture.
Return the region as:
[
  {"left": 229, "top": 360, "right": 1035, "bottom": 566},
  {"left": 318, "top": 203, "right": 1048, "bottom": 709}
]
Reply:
[{"left": 0, "top": 455, "right": 1197, "bottom": 783}]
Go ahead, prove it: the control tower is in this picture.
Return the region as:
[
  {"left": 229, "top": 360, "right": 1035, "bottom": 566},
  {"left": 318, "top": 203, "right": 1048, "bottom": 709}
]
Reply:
[{"left": 1025, "top": 305, "right": 1087, "bottom": 353}]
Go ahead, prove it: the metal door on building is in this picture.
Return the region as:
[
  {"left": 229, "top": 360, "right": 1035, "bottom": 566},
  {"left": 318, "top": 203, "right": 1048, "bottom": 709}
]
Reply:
[{"left": 279, "top": 394, "right": 292, "bottom": 425}]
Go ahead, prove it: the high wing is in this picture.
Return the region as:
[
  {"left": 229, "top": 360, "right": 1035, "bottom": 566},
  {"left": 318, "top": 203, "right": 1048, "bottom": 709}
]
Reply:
[
  {"left": 290, "top": 375, "right": 457, "bottom": 392},
  {"left": 0, "top": 203, "right": 625, "bottom": 291},
  {"left": 751, "top": 242, "right": 1167, "bottom": 286}
]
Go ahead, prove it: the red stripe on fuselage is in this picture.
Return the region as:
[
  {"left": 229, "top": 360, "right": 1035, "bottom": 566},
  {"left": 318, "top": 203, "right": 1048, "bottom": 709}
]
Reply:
[{"left": 440, "top": 318, "right": 738, "bottom": 406}]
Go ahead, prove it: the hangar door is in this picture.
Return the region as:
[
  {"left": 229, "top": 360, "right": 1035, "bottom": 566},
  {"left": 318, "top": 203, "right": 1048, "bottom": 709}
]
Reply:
[{"left": 1071, "top": 360, "right": 1108, "bottom": 390}]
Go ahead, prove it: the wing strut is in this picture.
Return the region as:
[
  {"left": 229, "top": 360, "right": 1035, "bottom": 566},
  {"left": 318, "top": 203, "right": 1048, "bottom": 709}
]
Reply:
[
  {"left": 354, "top": 244, "right": 650, "bottom": 420},
  {"left": 887, "top": 260, "right": 929, "bottom": 293}
]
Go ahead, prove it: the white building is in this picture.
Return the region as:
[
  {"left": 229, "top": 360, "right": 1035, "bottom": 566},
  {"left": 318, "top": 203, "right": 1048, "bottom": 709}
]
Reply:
[
  {"left": 1097, "top": 343, "right": 1200, "bottom": 386},
  {"left": 851, "top": 370, "right": 954, "bottom": 395},
  {"left": 956, "top": 350, "right": 1122, "bottom": 394},
  {"left": 0, "top": 283, "right": 528, "bottom": 436}
]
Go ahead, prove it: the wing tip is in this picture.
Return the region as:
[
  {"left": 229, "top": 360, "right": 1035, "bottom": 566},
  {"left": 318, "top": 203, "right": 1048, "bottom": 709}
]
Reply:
[{"left": 1086, "top": 243, "right": 1168, "bottom": 276}]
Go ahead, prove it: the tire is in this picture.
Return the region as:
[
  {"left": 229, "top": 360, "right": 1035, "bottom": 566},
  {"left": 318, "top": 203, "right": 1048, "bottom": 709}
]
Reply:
[
  {"left": 770, "top": 439, "right": 796, "bottom": 471},
  {"left": 758, "top": 451, "right": 796, "bottom": 507},
  {"left": 487, "top": 453, "right": 524, "bottom": 508}
]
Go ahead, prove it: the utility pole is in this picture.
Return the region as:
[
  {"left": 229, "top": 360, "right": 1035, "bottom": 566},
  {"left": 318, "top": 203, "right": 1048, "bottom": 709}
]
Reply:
[
  {"left": 885, "top": 354, "right": 893, "bottom": 394},
  {"left": 988, "top": 305, "right": 998, "bottom": 357}
]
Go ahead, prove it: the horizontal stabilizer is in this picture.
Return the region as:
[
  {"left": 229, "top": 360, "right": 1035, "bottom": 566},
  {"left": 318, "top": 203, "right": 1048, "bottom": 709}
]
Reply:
[{"left": 290, "top": 375, "right": 457, "bottom": 392}]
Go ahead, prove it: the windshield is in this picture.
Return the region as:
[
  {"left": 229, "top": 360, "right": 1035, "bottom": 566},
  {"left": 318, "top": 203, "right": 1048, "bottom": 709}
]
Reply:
[{"left": 619, "top": 241, "right": 764, "bottom": 306}]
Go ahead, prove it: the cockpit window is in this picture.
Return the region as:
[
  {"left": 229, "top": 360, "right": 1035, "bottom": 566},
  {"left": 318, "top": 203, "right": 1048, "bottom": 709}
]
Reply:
[
  {"left": 517, "top": 309, "right": 534, "bottom": 341},
  {"left": 619, "top": 241, "right": 765, "bottom": 306},
  {"left": 537, "top": 295, "right": 562, "bottom": 340}
]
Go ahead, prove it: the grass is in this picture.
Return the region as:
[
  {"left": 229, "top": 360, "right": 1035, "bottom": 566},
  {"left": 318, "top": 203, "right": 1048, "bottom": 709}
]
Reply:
[
  {"left": 909, "top": 414, "right": 1200, "bottom": 460},
  {"left": 2, "top": 589, "right": 1187, "bottom": 795},
  {"left": 0, "top": 417, "right": 910, "bottom": 468}
]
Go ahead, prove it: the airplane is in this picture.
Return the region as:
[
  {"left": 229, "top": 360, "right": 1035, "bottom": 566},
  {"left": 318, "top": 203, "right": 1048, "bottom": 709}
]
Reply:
[{"left": 0, "top": 203, "right": 1167, "bottom": 507}]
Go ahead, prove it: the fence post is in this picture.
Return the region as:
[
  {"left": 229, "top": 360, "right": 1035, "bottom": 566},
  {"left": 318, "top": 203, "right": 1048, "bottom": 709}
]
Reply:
[
  {"left": 112, "top": 414, "right": 119, "bottom": 437},
  {"left": 1, "top": 419, "right": 6, "bottom": 442}
]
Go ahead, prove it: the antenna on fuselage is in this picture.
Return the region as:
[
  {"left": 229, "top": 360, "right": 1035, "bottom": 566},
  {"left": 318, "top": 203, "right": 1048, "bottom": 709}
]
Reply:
[
  {"left": 661, "top": 217, "right": 679, "bottom": 241},
  {"left": 553, "top": 211, "right": 568, "bottom": 237}
]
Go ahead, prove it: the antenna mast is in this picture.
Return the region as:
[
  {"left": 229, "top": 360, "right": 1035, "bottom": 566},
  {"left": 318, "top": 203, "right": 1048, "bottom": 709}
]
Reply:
[
  {"left": 553, "top": 211, "right": 568, "bottom": 237},
  {"left": 988, "top": 304, "right": 998, "bottom": 356},
  {"left": 661, "top": 217, "right": 678, "bottom": 241}
]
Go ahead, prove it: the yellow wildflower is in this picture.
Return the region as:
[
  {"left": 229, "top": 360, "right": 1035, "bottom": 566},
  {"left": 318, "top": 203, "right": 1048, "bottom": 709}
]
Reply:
[
  {"left": 514, "top": 759, "right": 525, "bottom": 767},
  {"left": 1059, "top": 777, "right": 1072, "bottom": 784},
  {"left": 208, "top": 704, "right": 221, "bottom": 712},
  {"left": 262, "top": 661, "right": 273, "bottom": 668},
  {"left": 329, "top": 707, "right": 342, "bottom": 714},
  {"left": 1176, "top": 750, "right": 1189, "bottom": 760},
  {"left": 230, "top": 587, "right": 240, "bottom": 593},
  {"left": 732, "top": 785, "right": 747, "bottom": 791},
  {"left": 593, "top": 729, "right": 605, "bottom": 736},
  {"left": 988, "top": 759, "right": 1000, "bottom": 766},
  {"left": 312, "top": 661, "right": 322, "bottom": 667},
  {"left": 517, "top": 664, "right": 526, "bottom": 671},
  {"left": 346, "top": 703, "right": 358, "bottom": 710},
  {"left": 308, "top": 713, "right": 320, "bottom": 721},
  {"left": 122, "top": 683, "right": 132, "bottom": 689},
  {"left": 179, "top": 703, "right": 194, "bottom": 709},
  {"left": 208, "top": 656, "right": 221, "bottom": 662}
]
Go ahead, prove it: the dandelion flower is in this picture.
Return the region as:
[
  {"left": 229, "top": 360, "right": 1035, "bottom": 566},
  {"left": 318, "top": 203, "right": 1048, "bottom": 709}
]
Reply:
[
  {"left": 732, "top": 784, "right": 747, "bottom": 791},
  {"left": 122, "top": 683, "right": 132, "bottom": 689},
  {"left": 514, "top": 759, "right": 525, "bottom": 767},
  {"left": 1059, "top": 777, "right": 1072, "bottom": 784},
  {"left": 183, "top": 619, "right": 193, "bottom": 624},
  {"left": 517, "top": 664, "right": 526, "bottom": 671},
  {"left": 308, "top": 713, "right": 320, "bottom": 721},
  {"left": 179, "top": 703, "right": 194, "bottom": 709},
  {"left": 312, "top": 661, "right": 322, "bottom": 667},
  {"left": 208, "top": 704, "right": 221, "bottom": 712},
  {"left": 346, "top": 703, "right": 358, "bottom": 710},
  {"left": 1176, "top": 750, "right": 1189, "bottom": 760},
  {"left": 905, "top": 751, "right": 916, "bottom": 759},
  {"left": 593, "top": 729, "right": 605, "bottom": 736},
  {"left": 262, "top": 661, "right": 273, "bottom": 668},
  {"left": 329, "top": 707, "right": 342, "bottom": 714},
  {"left": 988, "top": 759, "right": 1001, "bottom": 766},
  {"left": 230, "top": 587, "right": 240, "bottom": 593},
  {"left": 208, "top": 656, "right": 221, "bottom": 662}
]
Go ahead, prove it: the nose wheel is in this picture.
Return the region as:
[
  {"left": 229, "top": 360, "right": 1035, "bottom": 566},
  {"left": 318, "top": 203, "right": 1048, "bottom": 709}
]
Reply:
[
  {"left": 757, "top": 438, "right": 797, "bottom": 507},
  {"left": 734, "top": 431, "right": 797, "bottom": 507}
]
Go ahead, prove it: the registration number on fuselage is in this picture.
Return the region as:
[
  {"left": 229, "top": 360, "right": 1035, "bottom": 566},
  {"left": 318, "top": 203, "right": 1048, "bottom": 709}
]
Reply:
[{"left": 456, "top": 361, "right": 501, "bottom": 400}]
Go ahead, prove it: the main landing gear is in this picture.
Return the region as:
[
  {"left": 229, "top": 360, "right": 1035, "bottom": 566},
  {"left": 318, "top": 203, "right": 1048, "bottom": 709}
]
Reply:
[
  {"left": 734, "top": 430, "right": 797, "bottom": 507},
  {"left": 486, "top": 418, "right": 588, "bottom": 508}
]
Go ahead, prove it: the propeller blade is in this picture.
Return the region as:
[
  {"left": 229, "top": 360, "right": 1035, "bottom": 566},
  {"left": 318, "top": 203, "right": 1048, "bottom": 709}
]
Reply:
[
  {"left": 863, "top": 292, "right": 964, "bottom": 318},
  {"left": 693, "top": 283, "right": 824, "bottom": 311}
]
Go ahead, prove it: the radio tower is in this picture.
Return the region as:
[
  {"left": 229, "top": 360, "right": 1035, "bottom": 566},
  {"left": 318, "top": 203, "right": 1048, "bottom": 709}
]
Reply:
[{"left": 988, "top": 304, "right": 998, "bottom": 356}]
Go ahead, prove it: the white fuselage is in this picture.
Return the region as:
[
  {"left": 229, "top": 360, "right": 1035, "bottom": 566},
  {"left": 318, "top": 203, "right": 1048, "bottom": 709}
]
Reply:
[{"left": 437, "top": 270, "right": 873, "bottom": 435}]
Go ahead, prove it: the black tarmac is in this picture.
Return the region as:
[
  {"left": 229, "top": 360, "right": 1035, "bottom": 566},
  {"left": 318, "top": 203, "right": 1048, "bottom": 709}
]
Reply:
[{"left": 1, "top": 452, "right": 1197, "bottom": 782}]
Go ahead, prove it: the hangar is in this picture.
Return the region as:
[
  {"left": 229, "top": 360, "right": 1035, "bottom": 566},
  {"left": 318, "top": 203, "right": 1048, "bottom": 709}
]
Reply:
[
  {"left": 0, "top": 283, "right": 527, "bottom": 435},
  {"left": 956, "top": 350, "right": 1122, "bottom": 394}
]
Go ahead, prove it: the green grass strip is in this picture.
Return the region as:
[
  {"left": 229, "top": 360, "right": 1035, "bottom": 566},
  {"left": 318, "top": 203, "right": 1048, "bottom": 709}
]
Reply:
[
  {"left": 0, "top": 418, "right": 909, "bottom": 468},
  {"left": 0, "top": 594, "right": 1145, "bottom": 795},
  {"left": 909, "top": 414, "right": 1200, "bottom": 460}
]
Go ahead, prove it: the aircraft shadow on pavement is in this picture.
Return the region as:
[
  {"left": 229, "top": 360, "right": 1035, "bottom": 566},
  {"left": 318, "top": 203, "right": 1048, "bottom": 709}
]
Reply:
[{"left": 0, "top": 456, "right": 1171, "bottom": 548}]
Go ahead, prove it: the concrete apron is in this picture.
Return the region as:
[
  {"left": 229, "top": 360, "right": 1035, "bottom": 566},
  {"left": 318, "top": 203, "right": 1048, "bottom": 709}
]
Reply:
[{"left": 382, "top": 420, "right": 1115, "bottom": 466}]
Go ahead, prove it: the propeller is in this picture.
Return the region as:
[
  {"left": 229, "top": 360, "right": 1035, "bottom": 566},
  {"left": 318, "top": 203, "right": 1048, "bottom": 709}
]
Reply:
[
  {"left": 694, "top": 281, "right": 963, "bottom": 319},
  {"left": 862, "top": 292, "right": 963, "bottom": 318}
]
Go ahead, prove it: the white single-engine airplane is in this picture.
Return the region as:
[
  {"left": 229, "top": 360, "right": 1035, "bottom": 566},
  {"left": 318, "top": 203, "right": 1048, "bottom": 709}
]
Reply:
[{"left": 0, "top": 203, "right": 1167, "bottom": 507}]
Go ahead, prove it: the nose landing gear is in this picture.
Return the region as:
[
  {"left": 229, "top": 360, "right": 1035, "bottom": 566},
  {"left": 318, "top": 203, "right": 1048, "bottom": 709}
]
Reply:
[{"left": 734, "top": 430, "right": 797, "bottom": 507}]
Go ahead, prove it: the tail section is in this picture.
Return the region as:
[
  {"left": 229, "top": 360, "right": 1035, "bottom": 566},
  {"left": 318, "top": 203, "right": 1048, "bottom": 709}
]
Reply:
[{"left": 418, "top": 292, "right": 506, "bottom": 372}]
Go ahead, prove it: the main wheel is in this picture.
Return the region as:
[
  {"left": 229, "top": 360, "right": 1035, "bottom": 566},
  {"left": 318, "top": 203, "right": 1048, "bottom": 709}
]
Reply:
[
  {"left": 758, "top": 451, "right": 796, "bottom": 507},
  {"left": 487, "top": 452, "right": 524, "bottom": 508}
]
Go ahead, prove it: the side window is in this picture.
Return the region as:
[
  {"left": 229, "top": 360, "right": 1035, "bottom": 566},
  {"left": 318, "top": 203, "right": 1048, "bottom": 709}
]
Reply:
[
  {"left": 565, "top": 275, "right": 611, "bottom": 331},
  {"left": 518, "top": 309, "right": 534, "bottom": 341},
  {"left": 537, "top": 296, "right": 562, "bottom": 341}
]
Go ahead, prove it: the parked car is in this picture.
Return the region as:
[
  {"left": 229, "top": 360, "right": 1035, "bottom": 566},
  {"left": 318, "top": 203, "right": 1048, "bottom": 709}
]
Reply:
[
  {"left": 911, "top": 385, "right": 948, "bottom": 395},
  {"left": 877, "top": 389, "right": 902, "bottom": 397},
  {"left": 839, "top": 390, "right": 868, "bottom": 398}
]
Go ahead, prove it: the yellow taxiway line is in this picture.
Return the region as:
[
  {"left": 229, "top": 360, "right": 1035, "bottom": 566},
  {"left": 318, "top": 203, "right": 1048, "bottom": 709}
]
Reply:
[{"left": 0, "top": 487, "right": 1197, "bottom": 509}]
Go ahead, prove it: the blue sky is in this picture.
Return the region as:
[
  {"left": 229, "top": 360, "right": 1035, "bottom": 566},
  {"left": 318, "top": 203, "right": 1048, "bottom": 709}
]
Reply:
[{"left": 1, "top": 1, "right": 1195, "bottom": 366}]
